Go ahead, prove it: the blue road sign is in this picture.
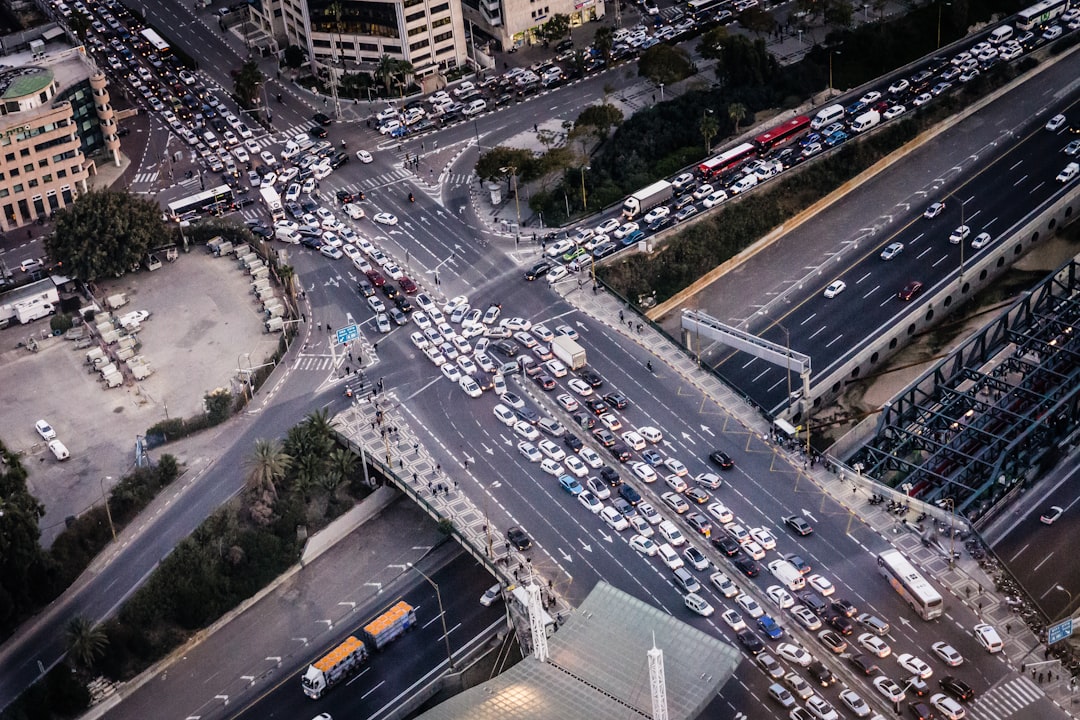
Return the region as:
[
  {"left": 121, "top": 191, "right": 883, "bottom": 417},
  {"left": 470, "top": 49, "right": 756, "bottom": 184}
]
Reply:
[
  {"left": 335, "top": 325, "right": 359, "bottom": 345},
  {"left": 1048, "top": 618, "right": 1073, "bottom": 645}
]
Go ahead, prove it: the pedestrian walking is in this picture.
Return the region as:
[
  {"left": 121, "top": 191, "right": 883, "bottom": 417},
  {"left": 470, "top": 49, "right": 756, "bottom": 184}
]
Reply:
[
  {"left": 464, "top": 459, "right": 469, "bottom": 470},
  {"left": 619, "top": 310, "right": 624, "bottom": 322}
]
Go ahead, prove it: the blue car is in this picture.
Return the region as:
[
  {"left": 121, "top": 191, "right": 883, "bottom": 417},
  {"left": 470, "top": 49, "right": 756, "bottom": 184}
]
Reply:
[
  {"left": 825, "top": 130, "right": 848, "bottom": 147},
  {"left": 558, "top": 475, "right": 583, "bottom": 495},
  {"left": 641, "top": 449, "right": 664, "bottom": 466},
  {"left": 390, "top": 125, "right": 410, "bottom": 138},
  {"left": 798, "top": 132, "right": 822, "bottom": 148},
  {"left": 621, "top": 229, "right": 646, "bottom": 246},
  {"left": 757, "top": 615, "right": 784, "bottom": 640}
]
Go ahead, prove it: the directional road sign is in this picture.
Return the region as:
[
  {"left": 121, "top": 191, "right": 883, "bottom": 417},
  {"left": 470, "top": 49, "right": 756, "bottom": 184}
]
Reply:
[
  {"left": 335, "top": 324, "right": 359, "bottom": 345},
  {"left": 1048, "top": 618, "right": 1073, "bottom": 645}
]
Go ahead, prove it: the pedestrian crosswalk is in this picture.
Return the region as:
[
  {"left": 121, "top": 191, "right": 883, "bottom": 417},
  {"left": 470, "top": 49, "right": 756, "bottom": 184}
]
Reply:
[
  {"left": 293, "top": 353, "right": 339, "bottom": 372},
  {"left": 132, "top": 171, "right": 158, "bottom": 185},
  {"left": 967, "top": 675, "right": 1044, "bottom": 720}
]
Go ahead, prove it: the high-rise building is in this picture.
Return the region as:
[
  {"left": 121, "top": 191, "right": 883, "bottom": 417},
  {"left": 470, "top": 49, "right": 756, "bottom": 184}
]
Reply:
[
  {"left": 0, "top": 47, "right": 118, "bottom": 232},
  {"left": 460, "top": 0, "right": 605, "bottom": 55},
  {"left": 251, "top": 0, "right": 468, "bottom": 93}
]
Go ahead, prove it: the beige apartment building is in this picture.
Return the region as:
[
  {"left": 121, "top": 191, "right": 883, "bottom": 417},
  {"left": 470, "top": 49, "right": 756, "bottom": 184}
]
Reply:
[
  {"left": 0, "top": 47, "right": 118, "bottom": 232},
  {"left": 251, "top": 0, "right": 468, "bottom": 91},
  {"left": 461, "top": 0, "right": 606, "bottom": 55}
]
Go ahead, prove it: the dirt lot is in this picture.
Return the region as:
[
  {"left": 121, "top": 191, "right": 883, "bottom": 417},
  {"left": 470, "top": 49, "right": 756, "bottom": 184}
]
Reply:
[{"left": 0, "top": 249, "right": 281, "bottom": 545}]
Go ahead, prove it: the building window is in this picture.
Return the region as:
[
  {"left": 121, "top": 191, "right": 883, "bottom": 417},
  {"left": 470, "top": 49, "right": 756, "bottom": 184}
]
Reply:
[
  {"left": 408, "top": 25, "right": 427, "bottom": 37},
  {"left": 57, "top": 169, "right": 66, "bottom": 178},
  {"left": 10, "top": 168, "right": 19, "bottom": 177},
  {"left": 434, "top": 30, "right": 453, "bottom": 43},
  {"left": 38, "top": 159, "right": 48, "bottom": 168},
  {"left": 23, "top": 164, "right": 33, "bottom": 173},
  {"left": 4, "top": 153, "right": 13, "bottom": 162},
  {"left": 28, "top": 179, "right": 38, "bottom": 188},
  {"left": 406, "top": 9, "right": 425, "bottom": 22},
  {"left": 12, "top": 183, "right": 22, "bottom": 193},
  {"left": 19, "top": 148, "right": 29, "bottom": 157},
  {"left": 430, "top": 2, "right": 450, "bottom": 12},
  {"left": 42, "top": 173, "right": 52, "bottom": 183},
  {"left": 432, "top": 16, "right": 450, "bottom": 28},
  {"left": 0, "top": 189, "right": 8, "bottom": 198}
]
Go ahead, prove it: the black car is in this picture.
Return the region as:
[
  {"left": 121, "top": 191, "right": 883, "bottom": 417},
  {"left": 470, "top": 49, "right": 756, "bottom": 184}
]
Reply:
[
  {"left": 736, "top": 630, "right": 764, "bottom": 655},
  {"left": 284, "top": 201, "right": 303, "bottom": 218},
  {"left": 585, "top": 398, "right": 610, "bottom": 415},
  {"left": 381, "top": 283, "right": 400, "bottom": 299},
  {"left": 604, "top": 392, "right": 630, "bottom": 410},
  {"left": 807, "top": 661, "right": 836, "bottom": 687},
  {"left": 826, "top": 614, "right": 854, "bottom": 636},
  {"left": 313, "top": 111, "right": 332, "bottom": 125},
  {"left": 507, "top": 526, "right": 532, "bottom": 550},
  {"left": 785, "top": 553, "right": 812, "bottom": 575},
  {"left": 493, "top": 340, "right": 519, "bottom": 357},
  {"left": 709, "top": 450, "right": 735, "bottom": 469},
  {"left": 799, "top": 591, "right": 828, "bottom": 616},
  {"left": 618, "top": 483, "right": 641, "bottom": 506},
  {"left": 250, "top": 225, "right": 273, "bottom": 240},
  {"left": 591, "top": 241, "right": 618, "bottom": 259},
  {"left": 330, "top": 152, "right": 349, "bottom": 168},
  {"left": 612, "top": 496, "right": 635, "bottom": 517},
  {"left": 515, "top": 406, "right": 540, "bottom": 424},
  {"left": 578, "top": 368, "right": 604, "bottom": 387},
  {"left": 393, "top": 295, "right": 413, "bottom": 313},
  {"left": 233, "top": 194, "right": 255, "bottom": 208},
  {"left": 712, "top": 535, "right": 741, "bottom": 556},
  {"left": 336, "top": 189, "right": 355, "bottom": 203},
  {"left": 524, "top": 261, "right": 552, "bottom": 280},
  {"left": 908, "top": 702, "right": 934, "bottom": 720},
  {"left": 732, "top": 555, "right": 759, "bottom": 577},
  {"left": 301, "top": 197, "right": 319, "bottom": 213},
  {"left": 783, "top": 515, "right": 814, "bottom": 536},
  {"left": 563, "top": 434, "right": 583, "bottom": 452},
  {"left": 608, "top": 442, "right": 632, "bottom": 463},
  {"left": 357, "top": 279, "right": 375, "bottom": 297},
  {"left": 848, "top": 654, "right": 880, "bottom": 676},
  {"left": 938, "top": 676, "right": 974, "bottom": 702},
  {"left": 647, "top": 216, "right": 673, "bottom": 232},
  {"left": 599, "top": 466, "right": 622, "bottom": 486},
  {"left": 830, "top": 598, "right": 857, "bottom": 618},
  {"left": 572, "top": 411, "right": 597, "bottom": 429},
  {"left": 309, "top": 124, "right": 328, "bottom": 138}
]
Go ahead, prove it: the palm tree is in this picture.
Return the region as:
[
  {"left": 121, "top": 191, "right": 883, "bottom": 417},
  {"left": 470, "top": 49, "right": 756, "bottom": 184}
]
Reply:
[
  {"left": 277, "top": 264, "right": 296, "bottom": 297},
  {"left": 292, "top": 453, "right": 324, "bottom": 503},
  {"left": 65, "top": 616, "right": 108, "bottom": 672},
  {"left": 700, "top": 110, "right": 720, "bottom": 154},
  {"left": 375, "top": 54, "right": 397, "bottom": 95},
  {"left": 392, "top": 60, "right": 415, "bottom": 98},
  {"left": 246, "top": 439, "right": 291, "bottom": 501},
  {"left": 728, "top": 102, "right": 748, "bottom": 133},
  {"left": 327, "top": 448, "right": 357, "bottom": 487},
  {"left": 234, "top": 60, "right": 264, "bottom": 109}
]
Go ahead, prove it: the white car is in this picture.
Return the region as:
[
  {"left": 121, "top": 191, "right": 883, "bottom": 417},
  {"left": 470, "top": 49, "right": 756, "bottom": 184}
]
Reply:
[
  {"left": 373, "top": 212, "right": 398, "bottom": 226},
  {"left": 500, "top": 316, "right": 531, "bottom": 331},
  {"left": 514, "top": 420, "right": 539, "bottom": 441},
  {"left": 971, "top": 231, "right": 992, "bottom": 249},
  {"left": 564, "top": 455, "right": 588, "bottom": 478},
  {"left": 721, "top": 608, "right": 746, "bottom": 631},
  {"left": 638, "top": 502, "right": 663, "bottom": 525},
  {"left": 930, "top": 693, "right": 966, "bottom": 720},
  {"left": 630, "top": 462, "right": 658, "bottom": 483},
  {"left": 630, "top": 534, "right": 658, "bottom": 556},
  {"left": 749, "top": 527, "right": 776, "bottom": 550},
  {"left": 706, "top": 502, "right": 734, "bottom": 524},
  {"left": 858, "top": 632, "right": 891, "bottom": 658},
  {"left": 643, "top": 206, "right": 670, "bottom": 224},
  {"left": 883, "top": 104, "right": 906, "bottom": 120},
  {"left": 657, "top": 542, "right": 683, "bottom": 570},
  {"left": 684, "top": 592, "right": 714, "bottom": 617},
  {"left": 735, "top": 593, "right": 764, "bottom": 618},
  {"left": 343, "top": 203, "right": 365, "bottom": 220},
  {"left": 839, "top": 689, "right": 871, "bottom": 718},
  {"left": 766, "top": 585, "right": 794, "bottom": 609},
  {"left": 518, "top": 441, "right": 542, "bottom": 462},
  {"left": 613, "top": 222, "right": 639, "bottom": 240},
  {"left": 790, "top": 605, "right": 822, "bottom": 631},
  {"left": 949, "top": 225, "right": 971, "bottom": 243},
  {"left": 872, "top": 675, "right": 905, "bottom": 703},
  {"left": 440, "top": 362, "right": 461, "bottom": 382},
  {"left": 807, "top": 574, "right": 835, "bottom": 596},
  {"left": 663, "top": 457, "right": 688, "bottom": 477},
  {"left": 578, "top": 490, "right": 603, "bottom": 513},
  {"left": 459, "top": 375, "right": 482, "bottom": 398},
  {"left": 594, "top": 218, "right": 621, "bottom": 235},
  {"left": 629, "top": 515, "right": 653, "bottom": 537},
  {"left": 923, "top": 201, "right": 946, "bottom": 218},
  {"left": 539, "top": 458, "right": 562, "bottom": 476},
  {"left": 897, "top": 653, "right": 933, "bottom": 680},
  {"left": 621, "top": 430, "right": 646, "bottom": 450},
  {"left": 742, "top": 540, "right": 766, "bottom": 560},
  {"left": 859, "top": 90, "right": 882, "bottom": 104},
  {"left": 702, "top": 189, "right": 728, "bottom": 208},
  {"left": 35, "top": 418, "right": 57, "bottom": 440},
  {"left": 1046, "top": 114, "right": 1067, "bottom": 131},
  {"left": 931, "top": 641, "right": 964, "bottom": 667},
  {"left": 538, "top": 439, "right": 566, "bottom": 462},
  {"left": 710, "top": 571, "right": 739, "bottom": 597},
  {"left": 805, "top": 694, "right": 838, "bottom": 720},
  {"left": 579, "top": 447, "right": 603, "bottom": 468},
  {"left": 356, "top": 149, "right": 374, "bottom": 163},
  {"left": 775, "top": 642, "right": 812, "bottom": 667},
  {"left": 823, "top": 280, "right": 846, "bottom": 298},
  {"left": 567, "top": 378, "right": 593, "bottom": 396},
  {"left": 664, "top": 474, "right": 688, "bottom": 493},
  {"left": 601, "top": 506, "right": 630, "bottom": 531},
  {"left": 880, "top": 241, "right": 904, "bottom": 260}
]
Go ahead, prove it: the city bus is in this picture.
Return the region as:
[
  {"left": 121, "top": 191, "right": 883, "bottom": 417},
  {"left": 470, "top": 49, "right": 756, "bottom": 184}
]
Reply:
[
  {"left": 1016, "top": 0, "right": 1068, "bottom": 30},
  {"left": 139, "top": 28, "right": 171, "bottom": 56},
  {"left": 686, "top": 0, "right": 727, "bottom": 19},
  {"left": 697, "top": 142, "right": 756, "bottom": 178},
  {"left": 753, "top": 115, "right": 811, "bottom": 151},
  {"left": 165, "top": 184, "right": 234, "bottom": 221},
  {"left": 877, "top": 549, "right": 943, "bottom": 620}
]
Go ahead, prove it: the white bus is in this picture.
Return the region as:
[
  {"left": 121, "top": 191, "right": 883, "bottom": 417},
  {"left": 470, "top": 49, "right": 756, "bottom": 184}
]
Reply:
[
  {"left": 877, "top": 549, "right": 943, "bottom": 620},
  {"left": 139, "top": 27, "right": 171, "bottom": 56},
  {"left": 165, "top": 184, "right": 234, "bottom": 221},
  {"left": 260, "top": 186, "right": 285, "bottom": 223},
  {"left": 1016, "top": 0, "right": 1068, "bottom": 30},
  {"left": 686, "top": 0, "right": 727, "bottom": 19}
]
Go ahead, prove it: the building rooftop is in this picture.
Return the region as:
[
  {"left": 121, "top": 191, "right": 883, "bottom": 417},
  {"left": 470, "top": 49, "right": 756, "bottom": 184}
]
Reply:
[
  {"left": 0, "top": 66, "right": 53, "bottom": 99},
  {"left": 415, "top": 581, "right": 742, "bottom": 720}
]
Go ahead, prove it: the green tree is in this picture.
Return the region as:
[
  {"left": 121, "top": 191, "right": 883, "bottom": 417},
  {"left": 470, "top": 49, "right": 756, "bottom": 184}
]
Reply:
[
  {"left": 375, "top": 54, "right": 397, "bottom": 94},
  {"left": 539, "top": 13, "right": 570, "bottom": 43},
  {"left": 700, "top": 110, "right": 720, "bottom": 153},
  {"left": 826, "top": 0, "right": 855, "bottom": 25},
  {"left": 728, "top": 102, "right": 748, "bottom": 133},
  {"left": 246, "top": 439, "right": 291, "bottom": 503},
  {"left": 696, "top": 25, "right": 730, "bottom": 60},
  {"left": 68, "top": 11, "right": 91, "bottom": 42},
  {"left": 739, "top": 6, "right": 776, "bottom": 35},
  {"left": 233, "top": 59, "right": 263, "bottom": 109},
  {"left": 45, "top": 190, "right": 167, "bottom": 282},
  {"left": 475, "top": 146, "right": 536, "bottom": 182},
  {"left": 593, "top": 27, "right": 614, "bottom": 63},
  {"left": 283, "top": 44, "right": 305, "bottom": 69},
  {"left": 716, "top": 35, "right": 776, "bottom": 88},
  {"left": 65, "top": 616, "right": 108, "bottom": 672},
  {"left": 637, "top": 44, "right": 695, "bottom": 86},
  {"left": 574, "top": 103, "right": 624, "bottom": 141}
]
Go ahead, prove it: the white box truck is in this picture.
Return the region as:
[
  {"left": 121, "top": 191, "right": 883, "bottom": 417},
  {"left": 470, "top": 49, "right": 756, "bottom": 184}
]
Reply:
[
  {"left": 622, "top": 180, "right": 673, "bottom": 220},
  {"left": 551, "top": 335, "right": 586, "bottom": 370},
  {"left": 767, "top": 559, "right": 806, "bottom": 591}
]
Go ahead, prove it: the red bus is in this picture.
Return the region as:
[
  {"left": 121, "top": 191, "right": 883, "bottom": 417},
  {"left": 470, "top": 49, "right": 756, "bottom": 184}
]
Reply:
[
  {"left": 753, "top": 115, "right": 811, "bottom": 151},
  {"left": 697, "top": 142, "right": 757, "bottom": 178}
]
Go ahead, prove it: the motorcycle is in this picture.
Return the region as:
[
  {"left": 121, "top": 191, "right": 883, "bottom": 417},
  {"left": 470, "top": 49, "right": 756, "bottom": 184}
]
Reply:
[{"left": 408, "top": 192, "right": 415, "bottom": 203}]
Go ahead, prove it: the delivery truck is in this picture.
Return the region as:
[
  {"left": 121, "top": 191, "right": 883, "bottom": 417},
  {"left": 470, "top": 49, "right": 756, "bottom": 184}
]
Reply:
[
  {"left": 362, "top": 600, "right": 416, "bottom": 650},
  {"left": 301, "top": 635, "right": 369, "bottom": 699},
  {"left": 551, "top": 335, "right": 586, "bottom": 370},
  {"left": 622, "top": 180, "right": 673, "bottom": 220}
]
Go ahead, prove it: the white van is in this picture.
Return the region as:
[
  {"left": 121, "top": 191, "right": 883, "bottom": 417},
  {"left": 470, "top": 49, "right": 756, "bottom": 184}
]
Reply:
[
  {"left": 851, "top": 109, "right": 881, "bottom": 133},
  {"left": 989, "top": 25, "right": 1013, "bottom": 45},
  {"left": 767, "top": 559, "right": 806, "bottom": 591},
  {"left": 202, "top": 130, "right": 220, "bottom": 149},
  {"left": 811, "top": 103, "right": 845, "bottom": 130},
  {"left": 729, "top": 173, "right": 758, "bottom": 195},
  {"left": 463, "top": 99, "right": 487, "bottom": 116},
  {"left": 275, "top": 227, "right": 300, "bottom": 244}
]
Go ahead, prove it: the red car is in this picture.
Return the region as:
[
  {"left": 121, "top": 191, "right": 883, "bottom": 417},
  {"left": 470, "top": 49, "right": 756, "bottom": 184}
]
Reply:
[
  {"left": 898, "top": 280, "right": 923, "bottom": 300},
  {"left": 398, "top": 276, "right": 418, "bottom": 294},
  {"left": 365, "top": 269, "right": 386, "bottom": 287}
]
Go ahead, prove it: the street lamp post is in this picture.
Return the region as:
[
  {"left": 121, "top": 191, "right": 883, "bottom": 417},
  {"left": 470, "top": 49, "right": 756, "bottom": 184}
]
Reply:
[
  {"left": 407, "top": 563, "right": 455, "bottom": 669},
  {"left": 580, "top": 166, "right": 589, "bottom": 210},
  {"left": 942, "top": 497, "right": 956, "bottom": 567},
  {"left": 500, "top": 166, "right": 521, "bottom": 242},
  {"left": 959, "top": 198, "right": 968, "bottom": 285},
  {"left": 828, "top": 51, "right": 841, "bottom": 98},
  {"left": 100, "top": 476, "right": 116, "bottom": 542}
]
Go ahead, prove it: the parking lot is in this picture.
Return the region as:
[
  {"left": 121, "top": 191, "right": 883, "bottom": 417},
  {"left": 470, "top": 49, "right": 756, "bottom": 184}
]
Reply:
[{"left": 0, "top": 250, "right": 278, "bottom": 544}]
